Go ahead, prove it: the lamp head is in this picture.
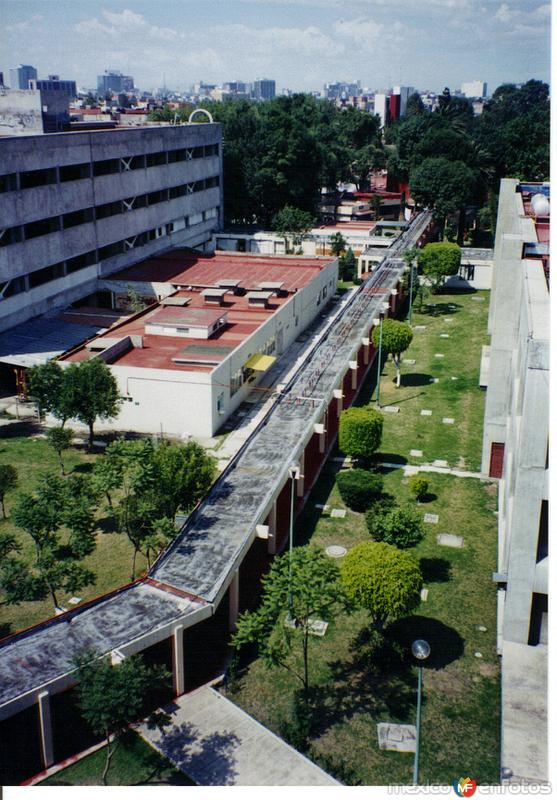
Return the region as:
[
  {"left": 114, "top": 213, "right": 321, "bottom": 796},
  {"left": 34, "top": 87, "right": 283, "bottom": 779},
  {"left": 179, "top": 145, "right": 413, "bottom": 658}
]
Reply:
[{"left": 411, "top": 639, "right": 430, "bottom": 661}]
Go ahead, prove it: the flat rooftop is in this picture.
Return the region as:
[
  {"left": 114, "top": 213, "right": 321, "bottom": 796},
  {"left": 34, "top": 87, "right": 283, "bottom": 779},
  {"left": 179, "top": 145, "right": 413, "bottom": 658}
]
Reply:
[
  {"left": 109, "top": 250, "right": 331, "bottom": 293},
  {"left": 65, "top": 253, "right": 334, "bottom": 372}
]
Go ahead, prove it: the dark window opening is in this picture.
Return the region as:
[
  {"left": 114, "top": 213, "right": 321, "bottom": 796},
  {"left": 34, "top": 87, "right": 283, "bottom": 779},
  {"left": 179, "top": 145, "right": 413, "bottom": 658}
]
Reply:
[
  {"left": 147, "top": 189, "right": 168, "bottom": 205},
  {"left": 128, "top": 154, "right": 145, "bottom": 170},
  {"left": 0, "top": 275, "right": 26, "bottom": 298},
  {"left": 93, "top": 158, "right": 120, "bottom": 177},
  {"left": 146, "top": 151, "right": 167, "bottom": 167},
  {"left": 19, "top": 168, "right": 57, "bottom": 190},
  {"left": 99, "top": 241, "right": 124, "bottom": 260},
  {"left": 59, "top": 163, "right": 91, "bottom": 182},
  {"left": 169, "top": 184, "right": 186, "bottom": 200},
  {"left": 536, "top": 500, "right": 548, "bottom": 562},
  {"left": 62, "top": 208, "right": 94, "bottom": 229},
  {"left": 66, "top": 251, "right": 96, "bottom": 273},
  {"left": 24, "top": 216, "right": 61, "bottom": 239},
  {"left": 0, "top": 226, "right": 23, "bottom": 247},
  {"left": 204, "top": 143, "right": 219, "bottom": 157},
  {"left": 96, "top": 201, "right": 122, "bottom": 220},
  {"left": 528, "top": 593, "right": 548, "bottom": 646},
  {"left": 0, "top": 173, "right": 18, "bottom": 193},
  {"left": 28, "top": 262, "right": 65, "bottom": 288},
  {"left": 192, "top": 146, "right": 204, "bottom": 159},
  {"left": 168, "top": 149, "right": 187, "bottom": 163}
]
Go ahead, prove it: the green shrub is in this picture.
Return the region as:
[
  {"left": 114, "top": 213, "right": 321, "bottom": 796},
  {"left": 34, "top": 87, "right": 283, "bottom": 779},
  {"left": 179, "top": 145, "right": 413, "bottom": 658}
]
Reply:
[
  {"left": 366, "top": 504, "right": 425, "bottom": 549},
  {"left": 339, "top": 406, "right": 383, "bottom": 460},
  {"left": 408, "top": 475, "right": 429, "bottom": 500},
  {"left": 336, "top": 469, "right": 383, "bottom": 511}
]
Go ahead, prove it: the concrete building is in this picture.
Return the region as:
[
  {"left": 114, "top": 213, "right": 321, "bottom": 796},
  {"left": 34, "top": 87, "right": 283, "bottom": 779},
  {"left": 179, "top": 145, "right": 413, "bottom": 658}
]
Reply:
[
  {"left": 29, "top": 76, "right": 77, "bottom": 100},
  {"left": 97, "top": 71, "right": 134, "bottom": 94},
  {"left": 461, "top": 80, "right": 487, "bottom": 99},
  {"left": 392, "top": 85, "right": 414, "bottom": 116},
  {"left": 9, "top": 64, "right": 37, "bottom": 90},
  {"left": 60, "top": 251, "right": 338, "bottom": 438},
  {"left": 253, "top": 79, "right": 276, "bottom": 101},
  {"left": 482, "top": 179, "right": 549, "bottom": 783},
  {"left": 373, "top": 93, "right": 388, "bottom": 128},
  {"left": 0, "top": 123, "right": 223, "bottom": 334}
]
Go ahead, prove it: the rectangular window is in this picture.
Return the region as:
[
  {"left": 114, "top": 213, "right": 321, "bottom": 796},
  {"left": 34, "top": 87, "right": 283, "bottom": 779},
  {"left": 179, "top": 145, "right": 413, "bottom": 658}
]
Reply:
[
  {"left": 0, "top": 274, "right": 27, "bottom": 298},
  {"left": 146, "top": 151, "right": 167, "bottom": 167},
  {"left": 66, "top": 251, "right": 96, "bottom": 273},
  {"left": 96, "top": 201, "right": 122, "bottom": 220},
  {"left": 0, "top": 173, "right": 18, "bottom": 193},
  {"left": 62, "top": 208, "right": 94, "bottom": 229},
  {"left": 93, "top": 159, "right": 120, "bottom": 177},
  {"left": 129, "top": 154, "right": 145, "bottom": 170},
  {"left": 536, "top": 500, "right": 548, "bottom": 562},
  {"left": 28, "top": 262, "right": 64, "bottom": 288},
  {"left": 0, "top": 226, "right": 23, "bottom": 247},
  {"left": 168, "top": 149, "right": 187, "bottom": 163},
  {"left": 59, "top": 163, "right": 91, "bottom": 182},
  {"left": 147, "top": 189, "right": 167, "bottom": 205},
  {"left": 169, "top": 184, "right": 186, "bottom": 200},
  {"left": 19, "top": 168, "right": 57, "bottom": 190},
  {"left": 99, "top": 241, "right": 124, "bottom": 260},
  {"left": 204, "top": 143, "right": 219, "bottom": 157},
  {"left": 192, "top": 146, "right": 204, "bottom": 159},
  {"left": 23, "top": 216, "right": 61, "bottom": 240}
]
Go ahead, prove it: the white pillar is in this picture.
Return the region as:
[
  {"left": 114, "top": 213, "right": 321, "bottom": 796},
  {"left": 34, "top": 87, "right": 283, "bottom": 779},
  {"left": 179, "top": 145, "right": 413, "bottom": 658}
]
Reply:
[
  {"left": 229, "top": 571, "right": 240, "bottom": 631},
  {"left": 349, "top": 360, "right": 358, "bottom": 390},
  {"left": 297, "top": 452, "right": 305, "bottom": 498},
  {"left": 362, "top": 337, "right": 370, "bottom": 365},
  {"left": 38, "top": 691, "right": 54, "bottom": 769},
  {"left": 173, "top": 624, "right": 185, "bottom": 696},
  {"left": 333, "top": 388, "right": 344, "bottom": 416},
  {"left": 267, "top": 502, "right": 277, "bottom": 555}
]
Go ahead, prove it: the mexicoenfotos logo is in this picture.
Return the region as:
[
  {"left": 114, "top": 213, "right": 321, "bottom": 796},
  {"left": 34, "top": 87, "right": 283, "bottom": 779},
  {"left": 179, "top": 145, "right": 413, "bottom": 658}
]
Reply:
[{"left": 453, "top": 777, "right": 477, "bottom": 797}]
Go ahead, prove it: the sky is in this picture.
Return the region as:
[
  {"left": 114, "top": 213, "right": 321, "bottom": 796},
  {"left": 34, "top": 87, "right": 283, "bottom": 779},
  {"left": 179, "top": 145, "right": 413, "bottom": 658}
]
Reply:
[{"left": 0, "top": 0, "right": 551, "bottom": 94}]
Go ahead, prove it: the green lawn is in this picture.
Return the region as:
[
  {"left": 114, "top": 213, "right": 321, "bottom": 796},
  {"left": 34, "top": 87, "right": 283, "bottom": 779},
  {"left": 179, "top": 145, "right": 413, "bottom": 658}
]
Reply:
[
  {"left": 222, "top": 288, "right": 500, "bottom": 786},
  {"left": 41, "top": 730, "right": 192, "bottom": 786},
  {"left": 0, "top": 427, "right": 148, "bottom": 636},
  {"left": 358, "top": 289, "right": 490, "bottom": 472}
]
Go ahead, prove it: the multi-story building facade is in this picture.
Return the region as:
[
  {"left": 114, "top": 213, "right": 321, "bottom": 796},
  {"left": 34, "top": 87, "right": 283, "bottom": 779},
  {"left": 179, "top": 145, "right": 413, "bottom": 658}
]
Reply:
[
  {"left": 0, "top": 124, "right": 223, "bottom": 333},
  {"left": 97, "top": 71, "right": 134, "bottom": 95},
  {"left": 29, "top": 75, "right": 77, "bottom": 99},
  {"left": 8, "top": 64, "right": 37, "bottom": 90},
  {"left": 461, "top": 80, "right": 488, "bottom": 99},
  {"left": 482, "top": 178, "right": 549, "bottom": 783},
  {"left": 253, "top": 79, "right": 276, "bottom": 100}
]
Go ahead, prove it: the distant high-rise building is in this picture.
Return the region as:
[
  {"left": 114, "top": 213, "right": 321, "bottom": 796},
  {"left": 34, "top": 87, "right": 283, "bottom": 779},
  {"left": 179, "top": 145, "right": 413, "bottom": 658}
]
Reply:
[
  {"left": 253, "top": 79, "right": 276, "bottom": 100},
  {"left": 29, "top": 76, "right": 77, "bottom": 99},
  {"left": 324, "top": 81, "right": 361, "bottom": 100},
  {"left": 392, "top": 86, "right": 414, "bottom": 116},
  {"left": 461, "top": 80, "right": 487, "bottom": 99},
  {"left": 97, "top": 71, "right": 134, "bottom": 95},
  {"left": 373, "top": 93, "right": 389, "bottom": 128},
  {"left": 9, "top": 64, "right": 37, "bottom": 90}
]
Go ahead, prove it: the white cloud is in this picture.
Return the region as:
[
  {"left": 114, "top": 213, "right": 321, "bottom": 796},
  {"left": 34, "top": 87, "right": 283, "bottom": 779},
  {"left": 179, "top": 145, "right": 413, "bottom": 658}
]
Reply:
[
  {"left": 5, "top": 14, "right": 43, "bottom": 33},
  {"left": 333, "top": 18, "right": 384, "bottom": 46}
]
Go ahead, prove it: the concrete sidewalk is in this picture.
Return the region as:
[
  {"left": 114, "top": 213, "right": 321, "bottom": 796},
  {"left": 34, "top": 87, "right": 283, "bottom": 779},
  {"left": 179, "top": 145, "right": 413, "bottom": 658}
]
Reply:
[{"left": 137, "top": 686, "right": 340, "bottom": 786}]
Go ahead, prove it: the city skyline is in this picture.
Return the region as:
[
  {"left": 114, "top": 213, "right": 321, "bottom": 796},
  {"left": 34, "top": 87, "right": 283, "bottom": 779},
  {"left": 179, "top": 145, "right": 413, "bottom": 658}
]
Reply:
[{"left": 0, "top": 0, "right": 550, "bottom": 94}]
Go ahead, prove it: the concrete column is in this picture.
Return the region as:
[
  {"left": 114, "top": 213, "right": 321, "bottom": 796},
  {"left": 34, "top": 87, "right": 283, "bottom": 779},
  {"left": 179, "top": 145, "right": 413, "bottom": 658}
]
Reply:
[
  {"left": 297, "top": 452, "right": 305, "bottom": 498},
  {"left": 38, "top": 690, "right": 54, "bottom": 769},
  {"left": 267, "top": 502, "right": 277, "bottom": 555},
  {"left": 228, "top": 571, "right": 240, "bottom": 631},
  {"left": 349, "top": 360, "right": 358, "bottom": 390},
  {"left": 314, "top": 421, "right": 326, "bottom": 454},
  {"left": 172, "top": 624, "right": 185, "bottom": 697},
  {"left": 362, "top": 337, "right": 370, "bottom": 365},
  {"left": 333, "top": 388, "right": 343, "bottom": 416}
]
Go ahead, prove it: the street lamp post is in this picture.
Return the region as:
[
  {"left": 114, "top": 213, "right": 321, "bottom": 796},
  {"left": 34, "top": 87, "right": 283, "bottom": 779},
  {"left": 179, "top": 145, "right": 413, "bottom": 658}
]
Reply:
[
  {"left": 287, "top": 464, "right": 299, "bottom": 612},
  {"left": 411, "top": 638, "right": 430, "bottom": 786},
  {"left": 373, "top": 302, "right": 389, "bottom": 408},
  {"left": 408, "top": 262, "right": 416, "bottom": 327}
]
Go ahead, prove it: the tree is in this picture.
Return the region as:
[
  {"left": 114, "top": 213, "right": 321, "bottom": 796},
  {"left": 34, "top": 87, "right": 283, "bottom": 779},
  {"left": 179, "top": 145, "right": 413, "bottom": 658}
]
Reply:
[
  {"left": 92, "top": 454, "right": 122, "bottom": 509},
  {"left": 339, "top": 406, "right": 383, "bottom": 462},
  {"left": 9, "top": 473, "right": 96, "bottom": 610},
  {"left": 273, "top": 205, "right": 314, "bottom": 252},
  {"left": 365, "top": 505, "right": 425, "bottom": 549},
  {"left": 340, "top": 541, "right": 422, "bottom": 629},
  {"left": 339, "top": 247, "right": 357, "bottom": 282},
  {"left": 73, "top": 651, "right": 171, "bottom": 785},
  {"left": 410, "top": 157, "right": 476, "bottom": 240},
  {"left": 329, "top": 232, "right": 346, "bottom": 257},
  {"left": 233, "top": 546, "right": 346, "bottom": 696},
  {"left": 46, "top": 426, "right": 74, "bottom": 475},
  {"left": 408, "top": 475, "right": 429, "bottom": 501},
  {"left": 27, "top": 362, "right": 66, "bottom": 420},
  {"left": 406, "top": 92, "right": 425, "bottom": 116},
  {"left": 151, "top": 440, "right": 215, "bottom": 520},
  {"left": 0, "top": 464, "right": 18, "bottom": 518},
  {"left": 63, "top": 359, "right": 122, "bottom": 449},
  {"left": 371, "top": 319, "right": 413, "bottom": 388},
  {"left": 336, "top": 469, "right": 383, "bottom": 512},
  {"left": 417, "top": 242, "right": 461, "bottom": 293}
]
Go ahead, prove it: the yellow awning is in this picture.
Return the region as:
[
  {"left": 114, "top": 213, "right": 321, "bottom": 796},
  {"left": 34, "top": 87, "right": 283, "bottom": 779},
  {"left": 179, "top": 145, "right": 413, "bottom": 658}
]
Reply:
[{"left": 244, "top": 354, "right": 276, "bottom": 371}]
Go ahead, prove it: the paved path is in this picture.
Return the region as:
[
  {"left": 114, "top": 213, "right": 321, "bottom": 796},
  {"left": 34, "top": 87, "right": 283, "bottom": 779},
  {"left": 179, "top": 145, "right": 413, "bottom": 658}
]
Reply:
[
  {"left": 137, "top": 686, "right": 340, "bottom": 786},
  {"left": 378, "top": 461, "right": 492, "bottom": 481}
]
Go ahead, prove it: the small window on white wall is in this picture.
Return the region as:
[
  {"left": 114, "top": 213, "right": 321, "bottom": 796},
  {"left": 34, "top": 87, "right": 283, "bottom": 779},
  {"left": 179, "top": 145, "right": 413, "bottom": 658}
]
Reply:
[{"left": 217, "top": 392, "right": 225, "bottom": 414}]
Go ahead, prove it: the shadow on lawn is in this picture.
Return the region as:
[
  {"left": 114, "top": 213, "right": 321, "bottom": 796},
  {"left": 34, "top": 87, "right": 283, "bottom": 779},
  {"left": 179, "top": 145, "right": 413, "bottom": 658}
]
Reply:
[
  {"left": 419, "top": 557, "right": 452, "bottom": 583},
  {"left": 399, "top": 373, "right": 433, "bottom": 388}
]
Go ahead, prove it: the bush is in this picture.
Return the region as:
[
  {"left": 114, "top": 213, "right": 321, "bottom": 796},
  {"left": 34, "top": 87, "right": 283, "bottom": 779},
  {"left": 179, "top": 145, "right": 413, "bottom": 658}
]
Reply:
[
  {"left": 336, "top": 469, "right": 383, "bottom": 511},
  {"left": 339, "top": 406, "right": 383, "bottom": 461},
  {"left": 408, "top": 475, "right": 429, "bottom": 500},
  {"left": 366, "top": 504, "right": 425, "bottom": 549}
]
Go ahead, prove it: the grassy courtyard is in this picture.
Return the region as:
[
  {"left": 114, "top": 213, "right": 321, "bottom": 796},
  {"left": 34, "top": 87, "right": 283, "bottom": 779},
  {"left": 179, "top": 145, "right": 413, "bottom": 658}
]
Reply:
[
  {"left": 0, "top": 427, "right": 148, "bottom": 636},
  {"left": 222, "top": 287, "right": 500, "bottom": 785},
  {"left": 41, "top": 731, "right": 191, "bottom": 786}
]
